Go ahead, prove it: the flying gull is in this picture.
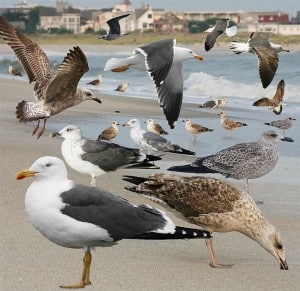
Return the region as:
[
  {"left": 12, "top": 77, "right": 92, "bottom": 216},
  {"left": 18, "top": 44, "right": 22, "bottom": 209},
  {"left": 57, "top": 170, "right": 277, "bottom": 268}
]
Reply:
[
  {"left": 252, "top": 79, "right": 285, "bottom": 114},
  {"left": 229, "top": 32, "right": 289, "bottom": 88},
  {"left": 124, "top": 173, "right": 288, "bottom": 270},
  {"left": 115, "top": 81, "right": 129, "bottom": 92},
  {"left": 16, "top": 156, "right": 211, "bottom": 288},
  {"left": 104, "top": 39, "right": 204, "bottom": 128},
  {"left": 8, "top": 64, "right": 22, "bottom": 76},
  {"left": 145, "top": 119, "right": 168, "bottom": 135},
  {"left": 50, "top": 125, "right": 161, "bottom": 186},
  {"left": 219, "top": 111, "right": 247, "bottom": 136},
  {"left": 123, "top": 119, "right": 195, "bottom": 156},
  {"left": 97, "top": 121, "right": 119, "bottom": 141},
  {"left": 183, "top": 119, "right": 214, "bottom": 141},
  {"left": 0, "top": 16, "right": 101, "bottom": 138},
  {"left": 168, "top": 130, "right": 294, "bottom": 192},
  {"left": 99, "top": 14, "right": 130, "bottom": 41},
  {"left": 204, "top": 19, "right": 237, "bottom": 51},
  {"left": 264, "top": 117, "right": 296, "bottom": 135},
  {"left": 87, "top": 74, "right": 103, "bottom": 86}
]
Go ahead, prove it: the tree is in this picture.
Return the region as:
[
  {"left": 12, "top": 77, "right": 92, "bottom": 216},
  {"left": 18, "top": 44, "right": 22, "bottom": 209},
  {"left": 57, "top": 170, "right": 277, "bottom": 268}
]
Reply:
[{"left": 26, "top": 7, "right": 40, "bottom": 34}]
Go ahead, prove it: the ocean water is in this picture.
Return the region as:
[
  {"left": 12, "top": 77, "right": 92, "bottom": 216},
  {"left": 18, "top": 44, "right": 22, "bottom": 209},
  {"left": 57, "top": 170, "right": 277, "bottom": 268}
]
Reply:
[{"left": 1, "top": 47, "right": 299, "bottom": 160}]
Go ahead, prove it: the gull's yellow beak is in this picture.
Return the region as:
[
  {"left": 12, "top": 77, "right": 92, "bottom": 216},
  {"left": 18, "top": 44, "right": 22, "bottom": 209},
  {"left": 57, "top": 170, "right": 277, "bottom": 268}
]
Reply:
[
  {"left": 16, "top": 169, "right": 37, "bottom": 180},
  {"left": 194, "top": 54, "right": 204, "bottom": 61}
]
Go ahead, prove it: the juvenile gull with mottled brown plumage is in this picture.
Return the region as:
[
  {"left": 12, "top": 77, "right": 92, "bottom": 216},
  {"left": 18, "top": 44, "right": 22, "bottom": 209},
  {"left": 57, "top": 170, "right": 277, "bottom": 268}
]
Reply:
[
  {"left": 98, "top": 121, "right": 119, "bottom": 142},
  {"left": 124, "top": 173, "right": 288, "bottom": 270},
  {"left": 0, "top": 16, "right": 101, "bottom": 138}
]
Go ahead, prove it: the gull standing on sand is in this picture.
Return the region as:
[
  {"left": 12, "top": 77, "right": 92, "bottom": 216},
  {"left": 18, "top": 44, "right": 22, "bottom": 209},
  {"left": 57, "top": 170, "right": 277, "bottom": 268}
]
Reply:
[
  {"left": 104, "top": 39, "right": 204, "bottom": 128},
  {"left": 168, "top": 130, "right": 294, "bottom": 192},
  {"left": 199, "top": 97, "right": 228, "bottom": 113},
  {"left": 253, "top": 79, "right": 285, "bottom": 115},
  {"left": 98, "top": 121, "right": 119, "bottom": 141},
  {"left": 229, "top": 32, "right": 289, "bottom": 88},
  {"left": 123, "top": 119, "right": 195, "bottom": 156},
  {"left": 8, "top": 64, "right": 22, "bottom": 76},
  {"left": 145, "top": 119, "right": 168, "bottom": 135},
  {"left": 183, "top": 119, "right": 214, "bottom": 141},
  {"left": 50, "top": 125, "right": 161, "bottom": 186},
  {"left": 16, "top": 156, "right": 211, "bottom": 288},
  {"left": 204, "top": 19, "right": 237, "bottom": 51},
  {"left": 264, "top": 117, "right": 296, "bottom": 135},
  {"left": 124, "top": 173, "right": 288, "bottom": 270},
  {"left": 115, "top": 81, "right": 129, "bottom": 92},
  {"left": 87, "top": 74, "right": 103, "bottom": 86},
  {"left": 0, "top": 16, "right": 101, "bottom": 138},
  {"left": 99, "top": 14, "right": 130, "bottom": 41},
  {"left": 220, "top": 111, "right": 247, "bottom": 136}
]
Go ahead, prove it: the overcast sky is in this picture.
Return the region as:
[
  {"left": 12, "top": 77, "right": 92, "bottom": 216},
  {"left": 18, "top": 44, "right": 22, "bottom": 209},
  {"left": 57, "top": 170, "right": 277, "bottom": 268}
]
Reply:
[{"left": 1, "top": 0, "right": 299, "bottom": 16}]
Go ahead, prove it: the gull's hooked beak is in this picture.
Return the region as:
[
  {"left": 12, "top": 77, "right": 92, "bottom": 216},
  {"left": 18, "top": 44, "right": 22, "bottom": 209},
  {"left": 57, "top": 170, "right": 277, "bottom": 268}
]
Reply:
[
  {"left": 122, "top": 123, "right": 129, "bottom": 127},
  {"left": 194, "top": 54, "right": 204, "bottom": 61},
  {"left": 92, "top": 97, "right": 102, "bottom": 104},
  {"left": 281, "top": 136, "right": 294, "bottom": 142},
  {"left": 49, "top": 132, "right": 61, "bottom": 138},
  {"left": 16, "top": 169, "right": 37, "bottom": 180}
]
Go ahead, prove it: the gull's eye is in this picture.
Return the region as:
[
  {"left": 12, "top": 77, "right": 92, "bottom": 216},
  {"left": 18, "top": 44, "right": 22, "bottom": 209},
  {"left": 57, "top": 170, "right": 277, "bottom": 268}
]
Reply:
[
  {"left": 45, "top": 163, "right": 52, "bottom": 167},
  {"left": 270, "top": 133, "right": 277, "bottom": 137},
  {"left": 66, "top": 128, "right": 73, "bottom": 132},
  {"left": 86, "top": 92, "right": 92, "bottom": 96}
]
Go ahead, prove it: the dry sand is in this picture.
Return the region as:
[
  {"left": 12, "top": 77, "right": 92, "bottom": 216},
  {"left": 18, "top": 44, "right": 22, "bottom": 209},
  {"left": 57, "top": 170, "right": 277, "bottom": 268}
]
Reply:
[{"left": 0, "top": 78, "right": 299, "bottom": 290}]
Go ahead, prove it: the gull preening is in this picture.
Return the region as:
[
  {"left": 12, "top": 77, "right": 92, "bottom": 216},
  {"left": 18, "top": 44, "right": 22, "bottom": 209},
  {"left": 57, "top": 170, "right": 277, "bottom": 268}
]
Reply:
[
  {"left": 229, "top": 32, "right": 289, "bottom": 88},
  {"left": 16, "top": 156, "right": 211, "bottom": 288},
  {"left": 145, "top": 119, "right": 168, "bottom": 135},
  {"left": 168, "top": 130, "right": 294, "bottom": 193},
  {"left": 87, "top": 74, "right": 103, "bottom": 86},
  {"left": 50, "top": 125, "right": 161, "bottom": 186},
  {"left": 0, "top": 16, "right": 101, "bottom": 138},
  {"left": 124, "top": 173, "right": 288, "bottom": 270},
  {"left": 98, "top": 121, "right": 120, "bottom": 142},
  {"left": 253, "top": 79, "right": 285, "bottom": 114},
  {"left": 104, "top": 39, "right": 204, "bottom": 128},
  {"left": 183, "top": 119, "right": 214, "bottom": 141},
  {"left": 123, "top": 119, "right": 195, "bottom": 156},
  {"left": 115, "top": 81, "right": 129, "bottom": 92},
  {"left": 204, "top": 19, "right": 237, "bottom": 51},
  {"left": 264, "top": 117, "right": 296, "bottom": 135},
  {"left": 98, "top": 14, "right": 130, "bottom": 41},
  {"left": 220, "top": 111, "right": 247, "bottom": 136}
]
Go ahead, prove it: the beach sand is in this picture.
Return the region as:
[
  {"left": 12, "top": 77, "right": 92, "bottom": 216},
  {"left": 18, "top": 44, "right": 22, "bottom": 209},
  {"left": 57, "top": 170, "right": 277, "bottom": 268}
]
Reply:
[{"left": 1, "top": 78, "right": 299, "bottom": 290}]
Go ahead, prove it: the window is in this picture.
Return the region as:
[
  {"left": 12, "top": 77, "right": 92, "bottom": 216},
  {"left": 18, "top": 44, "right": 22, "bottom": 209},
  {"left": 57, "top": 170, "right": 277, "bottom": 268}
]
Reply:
[
  {"left": 148, "top": 14, "right": 152, "bottom": 19},
  {"left": 143, "top": 22, "right": 147, "bottom": 28}
]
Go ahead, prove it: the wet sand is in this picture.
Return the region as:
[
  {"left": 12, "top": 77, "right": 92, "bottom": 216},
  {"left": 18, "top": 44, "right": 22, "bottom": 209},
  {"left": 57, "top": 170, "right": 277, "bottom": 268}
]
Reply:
[{"left": 0, "top": 78, "right": 299, "bottom": 290}]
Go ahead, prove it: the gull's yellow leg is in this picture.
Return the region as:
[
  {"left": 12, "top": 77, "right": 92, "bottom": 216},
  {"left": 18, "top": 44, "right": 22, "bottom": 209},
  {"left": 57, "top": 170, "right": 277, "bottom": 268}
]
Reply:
[
  {"left": 60, "top": 251, "right": 92, "bottom": 289},
  {"left": 205, "top": 239, "right": 233, "bottom": 268}
]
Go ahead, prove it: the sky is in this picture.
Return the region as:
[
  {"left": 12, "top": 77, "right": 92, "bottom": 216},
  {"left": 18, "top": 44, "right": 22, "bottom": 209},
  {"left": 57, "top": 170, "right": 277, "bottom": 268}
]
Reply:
[{"left": 1, "top": 0, "right": 299, "bottom": 16}]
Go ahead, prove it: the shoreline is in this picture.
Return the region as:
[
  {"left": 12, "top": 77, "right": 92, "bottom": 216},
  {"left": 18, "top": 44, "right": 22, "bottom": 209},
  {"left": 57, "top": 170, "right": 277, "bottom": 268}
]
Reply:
[{"left": 1, "top": 78, "right": 299, "bottom": 290}]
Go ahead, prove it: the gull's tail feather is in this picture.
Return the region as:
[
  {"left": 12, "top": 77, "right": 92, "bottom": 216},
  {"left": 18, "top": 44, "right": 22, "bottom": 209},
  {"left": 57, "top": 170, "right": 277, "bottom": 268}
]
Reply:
[
  {"left": 122, "top": 175, "right": 148, "bottom": 185},
  {"left": 229, "top": 41, "right": 249, "bottom": 54},
  {"left": 226, "top": 26, "right": 238, "bottom": 37},
  {"left": 16, "top": 101, "right": 48, "bottom": 123},
  {"left": 131, "top": 226, "right": 212, "bottom": 240},
  {"left": 170, "top": 145, "right": 195, "bottom": 156}
]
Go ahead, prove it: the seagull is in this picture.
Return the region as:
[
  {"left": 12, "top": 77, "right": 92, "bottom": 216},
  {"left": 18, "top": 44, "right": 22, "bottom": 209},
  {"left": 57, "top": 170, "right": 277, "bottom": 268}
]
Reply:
[
  {"left": 183, "top": 119, "right": 214, "bottom": 141},
  {"left": 204, "top": 19, "right": 237, "bottom": 51},
  {"left": 145, "top": 119, "right": 168, "bottom": 135},
  {"left": 0, "top": 16, "right": 101, "bottom": 138},
  {"left": 104, "top": 39, "right": 204, "bottom": 128},
  {"left": 115, "top": 81, "right": 129, "bottom": 92},
  {"left": 229, "top": 32, "right": 290, "bottom": 88},
  {"left": 87, "top": 74, "right": 103, "bottom": 86},
  {"left": 252, "top": 79, "right": 285, "bottom": 114},
  {"left": 168, "top": 130, "right": 294, "bottom": 193},
  {"left": 199, "top": 97, "right": 227, "bottom": 113},
  {"left": 8, "top": 64, "right": 22, "bottom": 76},
  {"left": 124, "top": 173, "right": 288, "bottom": 270},
  {"left": 50, "top": 125, "right": 161, "bottom": 186},
  {"left": 99, "top": 14, "right": 130, "bottom": 41},
  {"left": 123, "top": 119, "right": 195, "bottom": 156},
  {"left": 16, "top": 156, "right": 211, "bottom": 288},
  {"left": 219, "top": 111, "right": 247, "bottom": 136},
  {"left": 264, "top": 117, "right": 296, "bottom": 135},
  {"left": 98, "top": 121, "right": 119, "bottom": 141}
]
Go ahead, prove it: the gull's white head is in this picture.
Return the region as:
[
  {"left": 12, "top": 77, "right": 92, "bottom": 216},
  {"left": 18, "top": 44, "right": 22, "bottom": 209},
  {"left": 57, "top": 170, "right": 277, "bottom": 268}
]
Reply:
[
  {"left": 174, "top": 47, "right": 204, "bottom": 63},
  {"left": 80, "top": 88, "right": 102, "bottom": 103},
  {"left": 16, "top": 156, "right": 68, "bottom": 182},
  {"left": 50, "top": 125, "right": 82, "bottom": 140},
  {"left": 260, "top": 130, "right": 294, "bottom": 143},
  {"left": 123, "top": 118, "right": 141, "bottom": 128}
]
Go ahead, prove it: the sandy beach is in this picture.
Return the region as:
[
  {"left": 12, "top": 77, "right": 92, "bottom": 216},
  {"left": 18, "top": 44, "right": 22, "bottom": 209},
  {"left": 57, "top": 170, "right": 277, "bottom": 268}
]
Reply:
[{"left": 1, "top": 77, "right": 300, "bottom": 291}]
